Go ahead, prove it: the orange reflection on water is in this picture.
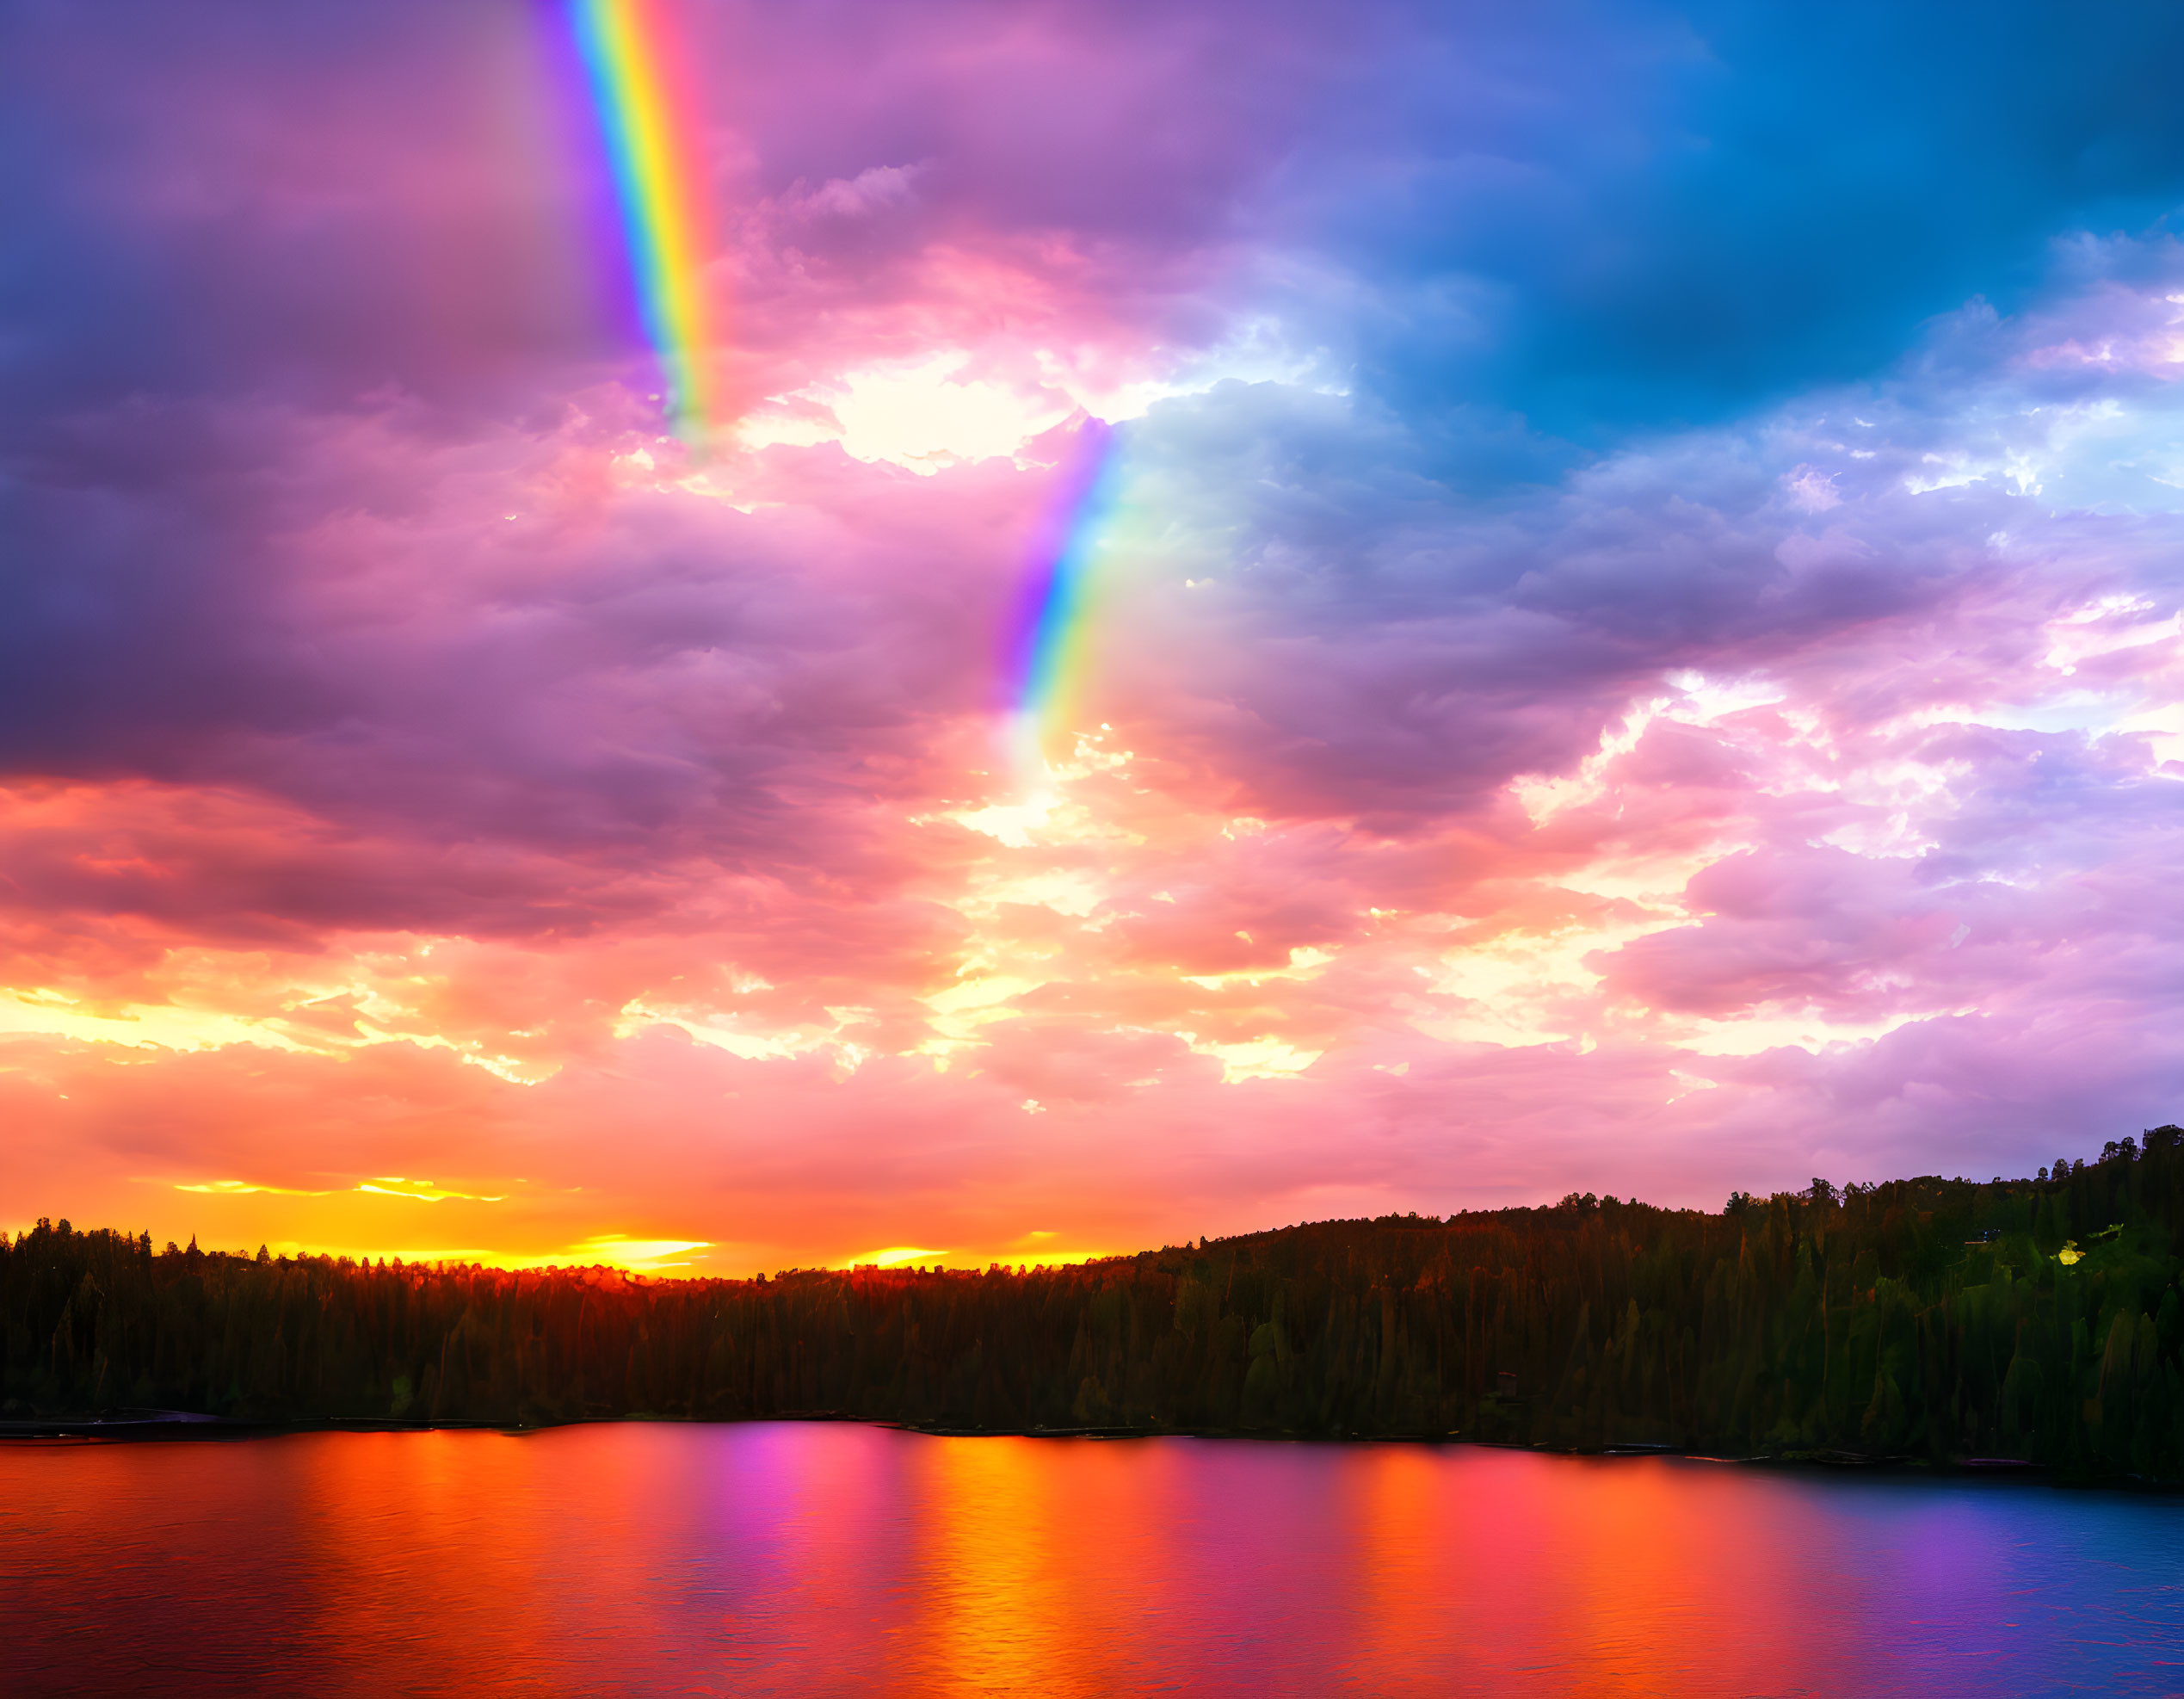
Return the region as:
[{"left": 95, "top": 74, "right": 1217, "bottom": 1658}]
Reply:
[
  {"left": 892, "top": 1436, "right": 1190, "bottom": 1697},
  {"left": 1336, "top": 1447, "right": 1870, "bottom": 1695},
  {"left": 279, "top": 1429, "right": 706, "bottom": 1691},
  {"left": 904, "top": 1436, "right": 1077, "bottom": 1693},
  {"left": 1340, "top": 1443, "right": 1461, "bottom": 1690},
  {"left": 1519, "top": 1455, "right": 1841, "bottom": 1695}
]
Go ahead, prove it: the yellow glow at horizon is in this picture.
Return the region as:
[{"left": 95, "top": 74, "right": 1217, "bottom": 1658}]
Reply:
[
  {"left": 836, "top": 1242, "right": 1116, "bottom": 1272},
  {"left": 841, "top": 1245, "right": 947, "bottom": 1269},
  {"left": 133, "top": 1233, "right": 714, "bottom": 1275},
  {"left": 564, "top": 1233, "right": 712, "bottom": 1271}
]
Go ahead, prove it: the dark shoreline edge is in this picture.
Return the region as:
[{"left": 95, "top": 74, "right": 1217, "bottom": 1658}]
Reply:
[
  {"left": 18, "top": 1157, "right": 2184, "bottom": 1487},
  {"left": 1, "top": 1410, "right": 2138, "bottom": 1489}
]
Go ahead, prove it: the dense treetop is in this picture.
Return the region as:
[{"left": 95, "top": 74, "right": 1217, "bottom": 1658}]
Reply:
[{"left": 9, "top": 1128, "right": 2184, "bottom": 1483}]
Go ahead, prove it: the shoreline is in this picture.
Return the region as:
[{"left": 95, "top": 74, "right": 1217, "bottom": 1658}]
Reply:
[{"left": 0, "top": 1410, "right": 2126, "bottom": 1487}]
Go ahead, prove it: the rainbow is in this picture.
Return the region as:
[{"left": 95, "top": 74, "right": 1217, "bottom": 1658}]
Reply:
[
  {"left": 567, "top": 0, "right": 718, "bottom": 442},
  {"left": 1004, "top": 420, "right": 1122, "bottom": 780}
]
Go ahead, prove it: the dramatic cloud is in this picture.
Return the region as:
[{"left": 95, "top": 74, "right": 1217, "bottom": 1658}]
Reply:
[{"left": 8, "top": 0, "right": 2184, "bottom": 1270}]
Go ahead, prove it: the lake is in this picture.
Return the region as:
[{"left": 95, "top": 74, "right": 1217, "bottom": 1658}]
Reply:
[{"left": 3, "top": 1424, "right": 2181, "bottom": 1696}]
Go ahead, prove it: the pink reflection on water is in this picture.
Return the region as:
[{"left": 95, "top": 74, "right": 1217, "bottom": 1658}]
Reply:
[{"left": 3, "top": 1426, "right": 2181, "bottom": 1696}]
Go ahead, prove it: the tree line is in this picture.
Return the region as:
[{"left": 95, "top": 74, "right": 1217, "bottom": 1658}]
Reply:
[{"left": 8, "top": 1128, "right": 2184, "bottom": 1481}]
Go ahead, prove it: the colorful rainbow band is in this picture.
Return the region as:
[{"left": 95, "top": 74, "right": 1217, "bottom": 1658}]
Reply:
[
  {"left": 568, "top": 0, "right": 717, "bottom": 442},
  {"left": 1007, "top": 420, "right": 1120, "bottom": 777}
]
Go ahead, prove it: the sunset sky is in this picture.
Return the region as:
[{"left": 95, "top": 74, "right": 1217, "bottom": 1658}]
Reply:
[{"left": 10, "top": 0, "right": 2184, "bottom": 1274}]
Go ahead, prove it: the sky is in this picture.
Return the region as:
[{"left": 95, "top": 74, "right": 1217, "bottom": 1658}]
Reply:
[{"left": 9, "top": 0, "right": 2184, "bottom": 1274}]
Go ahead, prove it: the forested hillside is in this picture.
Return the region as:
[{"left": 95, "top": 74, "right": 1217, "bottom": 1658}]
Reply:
[{"left": 9, "top": 1129, "right": 2184, "bottom": 1481}]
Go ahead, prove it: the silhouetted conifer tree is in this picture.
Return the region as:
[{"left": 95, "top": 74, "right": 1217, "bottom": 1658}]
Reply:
[{"left": 7, "top": 1129, "right": 2184, "bottom": 1482}]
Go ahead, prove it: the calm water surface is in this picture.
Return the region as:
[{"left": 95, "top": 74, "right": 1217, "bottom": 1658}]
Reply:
[{"left": 3, "top": 1424, "right": 2181, "bottom": 1696}]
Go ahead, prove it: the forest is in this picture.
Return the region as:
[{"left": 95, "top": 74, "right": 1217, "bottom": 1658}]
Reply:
[{"left": 8, "top": 1128, "right": 2184, "bottom": 1483}]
